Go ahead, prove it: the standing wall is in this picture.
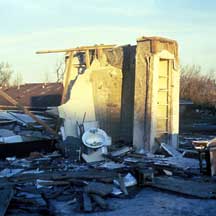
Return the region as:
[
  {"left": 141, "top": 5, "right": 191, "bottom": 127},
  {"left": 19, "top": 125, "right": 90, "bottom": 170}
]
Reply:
[{"left": 133, "top": 36, "right": 179, "bottom": 152}]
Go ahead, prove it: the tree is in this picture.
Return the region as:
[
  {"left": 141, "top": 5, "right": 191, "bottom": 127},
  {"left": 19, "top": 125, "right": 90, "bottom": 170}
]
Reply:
[
  {"left": 13, "top": 72, "right": 23, "bottom": 87},
  {"left": 0, "top": 62, "right": 13, "bottom": 87},
  {"left": 180, "top": 65, "right": 216, "bottom": 107},
  {"left": 54, "top": 59, "right": 65, "bottom": 83}
]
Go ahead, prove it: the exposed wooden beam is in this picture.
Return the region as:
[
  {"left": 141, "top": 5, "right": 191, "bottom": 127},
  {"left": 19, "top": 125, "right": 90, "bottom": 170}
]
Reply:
[
  {"left": 36, "top": 45, "right": 115, "bottom": 54},
  {"left": 85, "top": 50, "right": 90, "bottom": 68},
  {"left": 61, "top": 51, "right": 74, "bottom": 104}
]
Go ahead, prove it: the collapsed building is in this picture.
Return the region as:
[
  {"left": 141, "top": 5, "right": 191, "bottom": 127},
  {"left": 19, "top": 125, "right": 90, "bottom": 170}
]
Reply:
[
  {"left": 37, "top": 36, "right": 179, "bottom": 153},
  {"left": 0, "top": 36, "right": 216, "bottom": 215}
]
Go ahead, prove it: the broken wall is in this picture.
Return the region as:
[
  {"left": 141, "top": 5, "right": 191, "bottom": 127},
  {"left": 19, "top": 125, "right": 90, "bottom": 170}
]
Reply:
[
  {"left": 58, "top": 45, "right": 136, "bottom": 143},
  {"left": 91, "top": 46, "right": 136, "bottom": 142},
  {"left": 58, "top": 55, "right": 96, "bottom": 138},
  {"left": 58, "top": 36, "right": 179, "bottom": 152}
]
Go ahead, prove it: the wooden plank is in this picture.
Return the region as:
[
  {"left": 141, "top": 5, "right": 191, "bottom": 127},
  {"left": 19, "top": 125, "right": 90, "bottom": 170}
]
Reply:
[
  {"left": 84, "top": 182, "right": 113, "bottom": 197},
  {"left": 0, "top": 186, "right": 14, "bottom": 216},
  {"left": 82, "top": 192, "right": 93, "bottom": 212},
  {"left": 85, "top": 50, "right": 90, "bottom": 68},
  {"left": 151, "top": 176, "right": 216, "bottom": 199},
  {"left": 90, "top": 194, "right": 108, "bottom": 210},
  {"left": 96, "top": 48, "right": 103, "bottom": 60},
  {"left": 10, "top": 170, "right": 117, "bottom": 182},
  {"left": 209, "top": 138, "right": 216, "bottom": 145},
  {"left": 118, "top": 173, "right": 128, "bottom": 195},
  {"left": 161, "top": 143, "right": 182, "bottom": 157},
  {"left": 36, "top": 45, "right": 115, "bottom": 54},
  {"left": 61, "top": 51, "right": 74, "bottom": 104},
  {"left": 209, "top": 146, "right": 216, "bottom": 176},
  {"left": 0, "top": 90, "right": 57, "bottom": 136}
]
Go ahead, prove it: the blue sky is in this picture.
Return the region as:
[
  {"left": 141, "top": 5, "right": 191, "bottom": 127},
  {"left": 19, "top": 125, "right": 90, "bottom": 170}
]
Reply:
[{"left": 0, "top": 0, "right": 215, "bottom": 83}]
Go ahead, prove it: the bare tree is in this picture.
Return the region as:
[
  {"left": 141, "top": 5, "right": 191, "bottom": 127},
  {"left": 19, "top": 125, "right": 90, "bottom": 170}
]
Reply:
[
  {"left": 54, "top": 59, "right": 65, "bottom": 83},
  {"left": 13, "top": 72, "right": 23, "bottom": 87},
  {"left": 180, "top": 65, "right": 216, "bottom": 106},
  {"left": 0, "top": 62, "right": 13, "bottom": 87}
]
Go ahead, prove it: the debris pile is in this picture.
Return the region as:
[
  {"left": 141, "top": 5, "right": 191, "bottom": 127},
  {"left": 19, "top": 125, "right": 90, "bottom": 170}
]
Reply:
[
  {"left": 0, "top": 37, "right": 215, "bottom": 215},
  {"left": 0, "top": 110, "right": 58, "bottom": 157},
  {"left": 0, "top": 141, "right": 215, "bottom": 215}
]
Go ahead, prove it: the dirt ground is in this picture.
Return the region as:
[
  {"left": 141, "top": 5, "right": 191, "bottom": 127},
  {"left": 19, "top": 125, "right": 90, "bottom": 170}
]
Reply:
[{"left": 52, "top": 187, "right": 216, "bottom": 216}]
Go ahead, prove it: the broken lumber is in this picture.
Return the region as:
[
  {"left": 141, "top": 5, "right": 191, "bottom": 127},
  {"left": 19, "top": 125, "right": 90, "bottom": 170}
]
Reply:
[
  {"left": 36, "top": 45, "right": 115, "bottom": 54},
  {"left": 118, "top": 174, "right": 128, "bottom": 195},
  {"left": 84, "top": 182, "right": 113, "bottom": 197},
  {"left": 61, "top": 52, "right": 74, "bottom": 103},
  {"left": 91, "top": 194, "right": 108, "bottom": 210},
  {"left": 151, "top": 176, "right": 216, "bottom": 199},
  {"left": 161, "top": 143, "right": 181, "bottom": 157},
  {"left": 110, "top": 146, "right": 131, "bottom": 157},
  {"left": 82, "top": 192, "right": 93, "bottom": 212},
  {"left": 9, "top": 170, "right": 117, "bottom": 183},
  {"left": 0, "top": 90, "right": 57, "bottom": 136}
]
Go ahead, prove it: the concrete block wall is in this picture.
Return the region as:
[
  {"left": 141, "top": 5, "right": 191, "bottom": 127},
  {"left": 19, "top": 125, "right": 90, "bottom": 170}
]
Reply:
[
  {"left": 90, "top": 45, "right": 136, "bottom": 142},
  {"left": 59, "top": 36, "right": 179, "bottom": 152}
]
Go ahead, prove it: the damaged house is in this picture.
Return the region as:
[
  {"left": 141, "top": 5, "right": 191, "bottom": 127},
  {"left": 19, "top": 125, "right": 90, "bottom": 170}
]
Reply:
[
  {"left": 0, "top": 36, "right": 216, "bottom": 215},
  {"left": 37, "top": 36, "right": 179, "bottom": 153}
]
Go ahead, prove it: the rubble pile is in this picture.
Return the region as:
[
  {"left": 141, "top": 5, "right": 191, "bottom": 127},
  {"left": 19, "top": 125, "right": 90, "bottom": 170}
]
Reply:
[
  {"left": 0, "top": 110, "right": 57, "bottom": 139},
  {"left": 0, "top": 142, "right": 216, "bottom": 215},
  {"left": 0, "top": 107, "right": 215, "bottom": 215},
  {"left": 0, "top": 37, "right": 215, "bottom": 215},
  {"left": 0, "top": 110, "right": 58, "bottom": 157}
]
